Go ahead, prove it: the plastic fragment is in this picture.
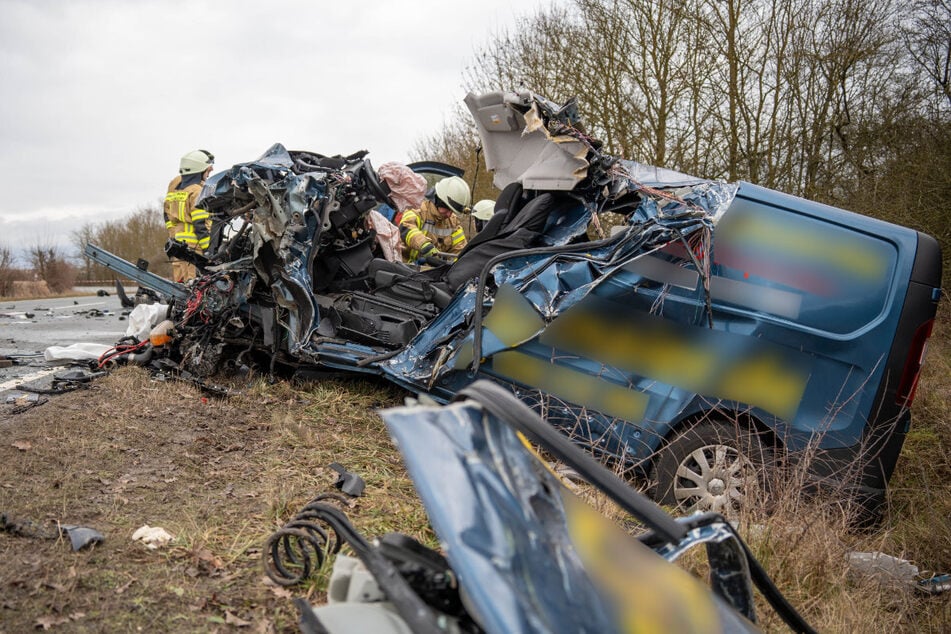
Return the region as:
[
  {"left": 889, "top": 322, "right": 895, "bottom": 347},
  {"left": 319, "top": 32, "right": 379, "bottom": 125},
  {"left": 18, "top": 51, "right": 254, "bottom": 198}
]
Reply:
[
  {"left": 60, "top": 525, "right": 105, "bottom": 551},
  {"left": 44, "top": 343, "right": 112, "bottom": 362},
  {"left": 132, "top": 525, "right": 175, "bottom": 549},
  {"left": 848, "top": 551, "right": 918, "bottom": 584},
  {"left": 329, "top": 463, "right": 366, "bottom": 497}
]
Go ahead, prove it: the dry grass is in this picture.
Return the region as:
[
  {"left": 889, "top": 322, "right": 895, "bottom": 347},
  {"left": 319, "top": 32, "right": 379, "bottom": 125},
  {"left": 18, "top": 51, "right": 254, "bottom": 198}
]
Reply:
[{"left": 0, "top": 369, "right": 418, "bottom": 632}]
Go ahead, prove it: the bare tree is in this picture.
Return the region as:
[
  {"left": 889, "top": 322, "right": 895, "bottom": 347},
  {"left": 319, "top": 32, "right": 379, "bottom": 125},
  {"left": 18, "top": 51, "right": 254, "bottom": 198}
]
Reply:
[
  {"left": 72, "top": 223, "right": 97, "bottom": 282},
  {"left": 72, "top": 205, "right": 172, "bottom": 280},
  {"left": 0, "top": 244, "right": 18, "bottom": 297},
  {"left": 904, "top": 0, "right": 951, "bottom": 111},
  {"left": 28, "top": 240, "right": 76, "bottom": 293}
]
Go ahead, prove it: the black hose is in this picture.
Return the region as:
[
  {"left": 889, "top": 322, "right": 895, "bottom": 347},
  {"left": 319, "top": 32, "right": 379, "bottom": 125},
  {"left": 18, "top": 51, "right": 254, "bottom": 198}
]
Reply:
[{"left": 355, "top": 348, "right": 402, "bottom": 368}]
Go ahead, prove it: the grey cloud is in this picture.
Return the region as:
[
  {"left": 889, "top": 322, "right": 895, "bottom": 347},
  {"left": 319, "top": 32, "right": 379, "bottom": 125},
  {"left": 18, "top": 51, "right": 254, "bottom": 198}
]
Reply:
[{"left": 0, "top": 0, "right": 547, "bottom": 249}]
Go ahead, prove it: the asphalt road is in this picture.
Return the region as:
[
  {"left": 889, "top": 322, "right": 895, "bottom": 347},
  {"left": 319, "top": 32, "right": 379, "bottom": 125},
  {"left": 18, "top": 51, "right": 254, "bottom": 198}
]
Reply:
[{"left": 0, "top": 289, "right": 133, "bottom": 398}]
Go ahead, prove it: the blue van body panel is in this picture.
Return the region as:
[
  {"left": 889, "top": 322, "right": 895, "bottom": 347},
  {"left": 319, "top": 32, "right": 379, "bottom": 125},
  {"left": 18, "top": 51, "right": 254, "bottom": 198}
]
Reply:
[
  {"left": 722, "top": 184, "right": 920, "bottom": 446},
  {"left": 372, "top": 179, "right": 930, "bottom": 478}
]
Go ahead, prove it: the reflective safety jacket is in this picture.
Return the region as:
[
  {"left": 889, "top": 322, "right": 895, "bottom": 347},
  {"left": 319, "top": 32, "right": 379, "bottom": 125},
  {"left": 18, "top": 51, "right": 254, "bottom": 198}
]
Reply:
[
  {"left": 164, "top": 174, "right": 210, "bottom": 252},
  {"left": 399, "top": 199, "right": 467, "bottom": 262}
]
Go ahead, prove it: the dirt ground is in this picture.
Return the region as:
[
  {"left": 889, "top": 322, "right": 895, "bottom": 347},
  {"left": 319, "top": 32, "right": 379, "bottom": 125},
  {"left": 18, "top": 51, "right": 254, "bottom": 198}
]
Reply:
[{"left": 0, "top": 368, "right": 420, "bottom": 633}]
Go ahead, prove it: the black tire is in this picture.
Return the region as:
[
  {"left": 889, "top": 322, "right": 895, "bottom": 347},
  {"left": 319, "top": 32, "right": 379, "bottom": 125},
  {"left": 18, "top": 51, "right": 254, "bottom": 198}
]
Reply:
[{"left": 654, "top": 420, "right": 773, "bottom": 516}]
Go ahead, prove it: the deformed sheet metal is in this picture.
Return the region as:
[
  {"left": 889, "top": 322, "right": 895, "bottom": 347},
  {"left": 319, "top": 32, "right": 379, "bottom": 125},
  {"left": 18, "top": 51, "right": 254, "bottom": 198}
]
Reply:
[{"left": 380, "top": 399, "right": 759, "bottom": 634}]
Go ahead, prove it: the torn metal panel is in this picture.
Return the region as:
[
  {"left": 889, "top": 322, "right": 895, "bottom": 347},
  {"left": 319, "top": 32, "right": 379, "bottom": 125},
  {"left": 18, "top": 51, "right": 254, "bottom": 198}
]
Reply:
[{"left": 377, "top": 392, "right": 768, "bottom": 633}]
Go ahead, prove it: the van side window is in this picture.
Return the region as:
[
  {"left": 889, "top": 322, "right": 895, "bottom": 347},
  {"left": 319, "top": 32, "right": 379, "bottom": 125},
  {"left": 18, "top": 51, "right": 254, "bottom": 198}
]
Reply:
[{"left": 711, "top": 200, "right": 897, "bottom": 336}]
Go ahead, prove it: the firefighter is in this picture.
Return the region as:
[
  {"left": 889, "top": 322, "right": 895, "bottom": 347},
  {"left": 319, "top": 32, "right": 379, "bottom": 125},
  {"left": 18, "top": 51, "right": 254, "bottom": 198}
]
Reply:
[
  {"left": 165, "top": 149, "right": 214, "bottom": 282},
  {"left": 400, "top": 176, "right": 470, "bottom": 264}
]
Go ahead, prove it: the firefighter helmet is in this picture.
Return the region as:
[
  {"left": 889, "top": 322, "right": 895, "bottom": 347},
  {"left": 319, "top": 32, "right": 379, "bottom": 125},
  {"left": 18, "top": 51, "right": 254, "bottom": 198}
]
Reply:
[
  {"left": 179, "top": 149, "right": 215, "bottom": 175},
  {"left": 472, "top": 199, "right": 495, "bottom": 221},
  {"left": 433, "top": 176, "right": 471, "bottom": 214}
]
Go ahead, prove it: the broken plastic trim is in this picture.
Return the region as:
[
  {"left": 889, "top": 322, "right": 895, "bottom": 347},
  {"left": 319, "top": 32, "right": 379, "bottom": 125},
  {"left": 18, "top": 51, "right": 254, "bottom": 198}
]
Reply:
[
  {"left": 328, "top": 463, "right": 366, "bottom": 497},
  {"left": 60, "top": 525, "right": 105, "bottom": 551}
]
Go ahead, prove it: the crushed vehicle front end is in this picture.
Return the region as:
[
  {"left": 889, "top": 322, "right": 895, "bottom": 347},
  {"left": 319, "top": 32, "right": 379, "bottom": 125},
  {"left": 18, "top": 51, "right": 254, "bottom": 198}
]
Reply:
[{"left": 165, "top": 144, "right": 404, "bottom": 377}]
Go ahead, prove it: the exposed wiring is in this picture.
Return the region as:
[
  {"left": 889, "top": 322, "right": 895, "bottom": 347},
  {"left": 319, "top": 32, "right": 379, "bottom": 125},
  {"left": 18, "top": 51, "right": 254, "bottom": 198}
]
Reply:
[{"left": 96, "top": 340, "right": 150, "bottom": 369}]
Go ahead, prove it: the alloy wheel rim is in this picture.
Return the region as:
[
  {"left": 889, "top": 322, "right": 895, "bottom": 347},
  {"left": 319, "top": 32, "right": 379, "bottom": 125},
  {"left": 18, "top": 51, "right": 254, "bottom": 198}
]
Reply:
[{"left": 673, "top": 443, "right": 756, "bottom": 515}]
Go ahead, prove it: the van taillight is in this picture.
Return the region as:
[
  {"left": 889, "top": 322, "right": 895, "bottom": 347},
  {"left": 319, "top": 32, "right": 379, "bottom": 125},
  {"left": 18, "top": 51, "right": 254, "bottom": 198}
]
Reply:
[{"left": 896, "top": 319, "right": 934, "bottom": 408}]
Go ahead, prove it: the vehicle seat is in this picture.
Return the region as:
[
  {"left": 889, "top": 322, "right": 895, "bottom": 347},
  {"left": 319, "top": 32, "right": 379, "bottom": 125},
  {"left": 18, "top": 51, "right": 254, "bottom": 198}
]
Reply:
[
  {"left": 456, "top": 182, "right": 524, "bottom": 254},
  {"left": 364, "top": 187, "right": 569, "bottom": 305},
  {"left": 368, "top": 259, "right": 454, "bottom": 310},
  {"left": 443, "top": 190, "right": 558, "bottom": 292}
]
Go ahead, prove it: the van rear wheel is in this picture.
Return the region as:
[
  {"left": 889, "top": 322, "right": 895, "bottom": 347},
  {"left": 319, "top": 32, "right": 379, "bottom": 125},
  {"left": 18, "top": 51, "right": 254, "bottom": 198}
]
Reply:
[{"left": 654, "top": 421, "right": 772, "bottom": 517}]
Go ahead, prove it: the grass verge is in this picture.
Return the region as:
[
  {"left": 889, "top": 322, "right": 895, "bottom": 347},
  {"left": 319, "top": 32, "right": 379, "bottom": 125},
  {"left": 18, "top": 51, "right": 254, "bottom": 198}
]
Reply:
[{"left": 1, "top": 304, "right": 948, "bottom": 632}]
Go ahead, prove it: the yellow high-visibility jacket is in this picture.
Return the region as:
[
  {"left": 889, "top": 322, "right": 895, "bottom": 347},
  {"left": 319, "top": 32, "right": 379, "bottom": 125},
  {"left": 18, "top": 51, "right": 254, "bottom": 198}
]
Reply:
[
  {"left": 164, "top": 176, "right": 210, "bottom": 252},
  {"left": 399, "top": 199, "right": 467, "bottom": 262}
]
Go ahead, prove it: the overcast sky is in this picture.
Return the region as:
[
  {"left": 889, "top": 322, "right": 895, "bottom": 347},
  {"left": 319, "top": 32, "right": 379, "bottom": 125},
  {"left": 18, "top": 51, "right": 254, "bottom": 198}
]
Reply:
[{"left": 0, "top": 0, "right": 551, "bottom": 257}]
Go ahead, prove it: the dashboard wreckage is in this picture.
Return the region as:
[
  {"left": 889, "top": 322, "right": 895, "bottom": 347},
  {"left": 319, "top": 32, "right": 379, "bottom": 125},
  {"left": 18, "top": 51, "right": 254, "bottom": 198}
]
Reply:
[{"left": 87, "top": 89, "right": 942, "bottom": 521}]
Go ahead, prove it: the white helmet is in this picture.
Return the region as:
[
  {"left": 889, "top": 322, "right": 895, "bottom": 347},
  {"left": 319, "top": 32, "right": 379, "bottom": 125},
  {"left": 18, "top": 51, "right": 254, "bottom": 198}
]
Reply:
[
  {"left": 179, "top": 149, "right": 215, "bottom": 175},
  {"left": 433, "top": 176, "right": 471, "bottom": 214},
  {"left": 472, "top": 199, "right": 496, "bottom": 221}
]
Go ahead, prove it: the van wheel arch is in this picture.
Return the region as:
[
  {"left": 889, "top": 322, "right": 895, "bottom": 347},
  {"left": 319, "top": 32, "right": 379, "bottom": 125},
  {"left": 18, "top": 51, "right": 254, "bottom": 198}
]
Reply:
[{"left": 652, "top": 410, "right": 781, "bottom": 516}]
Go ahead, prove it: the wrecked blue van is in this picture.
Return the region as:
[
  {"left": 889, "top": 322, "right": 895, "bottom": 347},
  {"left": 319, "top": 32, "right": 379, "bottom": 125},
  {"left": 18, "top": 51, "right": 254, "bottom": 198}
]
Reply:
[{"left": 88, "top": 90, "right": 942, "bottom": 518}]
